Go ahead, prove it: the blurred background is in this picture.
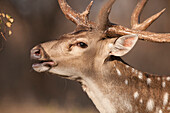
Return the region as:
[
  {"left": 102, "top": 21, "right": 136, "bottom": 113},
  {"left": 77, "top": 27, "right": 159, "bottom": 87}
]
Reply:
[{"left": 0, "top": 0, "right": 170, "bottom": 113}]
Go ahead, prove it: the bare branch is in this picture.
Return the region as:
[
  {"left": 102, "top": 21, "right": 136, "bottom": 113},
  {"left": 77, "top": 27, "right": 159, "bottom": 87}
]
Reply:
[{"left": 0, "top": 32, "right": 7, "bottom": 41}]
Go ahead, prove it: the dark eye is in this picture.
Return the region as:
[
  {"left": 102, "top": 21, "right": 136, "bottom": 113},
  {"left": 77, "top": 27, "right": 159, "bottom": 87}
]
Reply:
[{"left": 77, "top": 42, "right": 88, "bottom": 48}]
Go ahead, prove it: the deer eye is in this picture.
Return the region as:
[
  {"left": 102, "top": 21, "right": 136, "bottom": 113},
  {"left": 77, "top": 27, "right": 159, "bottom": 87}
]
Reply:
[{"left": 77, "top": 42, "right": 88, "bottom": 48}]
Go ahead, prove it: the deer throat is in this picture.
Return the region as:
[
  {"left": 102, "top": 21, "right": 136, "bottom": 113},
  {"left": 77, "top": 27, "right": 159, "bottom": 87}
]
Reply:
[{"left": 81, "top": 77, "right": 133, "bottom": 113}]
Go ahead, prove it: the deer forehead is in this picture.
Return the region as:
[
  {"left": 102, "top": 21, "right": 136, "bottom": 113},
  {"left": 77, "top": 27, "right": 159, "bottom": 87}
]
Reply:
[{"left": 41, "top": 32, "right": 108, "bottom": 55}]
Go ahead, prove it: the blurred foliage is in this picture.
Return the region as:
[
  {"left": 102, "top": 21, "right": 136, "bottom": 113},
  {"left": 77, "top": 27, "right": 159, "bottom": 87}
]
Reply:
[
  {"left": 0, "top": 12, "right": 14, "bottom": 41},
  {"left": 0, "top": 11, "right": 14, "bottom": 51}
]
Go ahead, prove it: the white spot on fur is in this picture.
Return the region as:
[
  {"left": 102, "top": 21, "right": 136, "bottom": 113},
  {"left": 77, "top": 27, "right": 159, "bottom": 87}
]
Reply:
[
  {"left": 140, "top": 98, "right": 143, "bottom": 104},
  {"left": 138, "top": 72, "right": 143, "bottom": 79},
  {"left": 116, "top": 68, "right": 121, "bottom": 76},
  {"left": 135, "top": 70, "right": 138, "bottom": 75},
  {"left": 125, "top": 79, "right": 128, "bottom": 85},
  {"left": 126, "top": 65, "right": 129, "bottom": 68},
  {"left": 134, "top": 91, "right": 139, "bottom": 99},
  {"left": 167, "top": 107, "right": 170, "bottom": 110},
  {"left": 147, "top": 78, "right": 152, "bottom": 85},
  {"left": 162, "top": 81, "right": 166, "bottom": 88},
  {"left": 163, "top": 92, "right": 169, "bottom": 106},
  {"left": 146, "top": 98, "right": 155, "bottom": 111},
  {"left": 132, "top": 68, "right": 135, "bottom": 73},
  {"left": 159, "top": 109, "right": 163, "bottom": 113},
  {"left": 167, "top": 77, "right": 170, "bottom": 81},
  {"left": 157, "top": 77, "right": 161, "bottom": 81}
]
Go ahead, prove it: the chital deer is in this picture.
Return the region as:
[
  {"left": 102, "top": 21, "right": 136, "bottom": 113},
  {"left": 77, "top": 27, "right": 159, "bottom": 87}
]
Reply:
[{"left": 31, "top": 0, "right": 170, "bottom": 113}]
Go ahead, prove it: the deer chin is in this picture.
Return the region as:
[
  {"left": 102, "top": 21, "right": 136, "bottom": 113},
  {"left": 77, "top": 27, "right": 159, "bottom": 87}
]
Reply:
[{"left": 32, "top": 60, "right": 56, "bottom": 72}]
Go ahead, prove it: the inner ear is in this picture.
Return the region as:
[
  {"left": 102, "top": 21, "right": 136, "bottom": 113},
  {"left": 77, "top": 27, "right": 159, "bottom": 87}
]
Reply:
[{"left": 109, "top": 34, "right": 138, "bottom": 56}]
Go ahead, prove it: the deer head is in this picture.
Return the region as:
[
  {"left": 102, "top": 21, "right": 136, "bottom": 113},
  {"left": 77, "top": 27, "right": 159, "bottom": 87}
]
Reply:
[
  {"left": 31, "top": 0, "right": 170, "bottom": 113},
  {"left": 31, "top": 0, "right": 139, "bottom": 78}
]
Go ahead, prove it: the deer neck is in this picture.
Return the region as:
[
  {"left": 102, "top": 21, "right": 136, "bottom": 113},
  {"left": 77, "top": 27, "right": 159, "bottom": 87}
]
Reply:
[{"left": 79, "top": 57, "right": 170, "bottom": 113}]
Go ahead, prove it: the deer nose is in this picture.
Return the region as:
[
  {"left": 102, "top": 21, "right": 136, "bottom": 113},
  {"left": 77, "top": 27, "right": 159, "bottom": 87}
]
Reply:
[{"left": 31, "top": 46, "right": 43, "bottom": 60}]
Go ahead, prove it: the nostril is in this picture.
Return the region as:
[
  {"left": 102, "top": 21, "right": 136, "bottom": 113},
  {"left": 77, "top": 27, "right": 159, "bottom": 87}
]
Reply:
[
  {"left": 34, "top": 49, "right": 41, "bottom": 56},
  {"left": 31, "top": 48, "right": 42, "bottom": 59}
]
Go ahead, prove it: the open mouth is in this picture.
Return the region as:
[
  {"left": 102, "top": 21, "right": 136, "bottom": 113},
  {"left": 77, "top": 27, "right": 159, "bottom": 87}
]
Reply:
[{"left": 32, "top": 60, "right": 56, "bottom": 72}]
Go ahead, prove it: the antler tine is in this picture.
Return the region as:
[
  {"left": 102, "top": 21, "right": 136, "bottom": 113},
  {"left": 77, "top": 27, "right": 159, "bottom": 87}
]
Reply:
[
  {"left": 131, "top": 0, "right": 166, "bottom": 30},
  {"left": 135, "top": 8, "right": 166, "bottom": 30},
  {"left": 58, "top": 0, "right": 94, "bottom": 27},
  {"left": 131, "top": 0, "right": 148, "bottom": 29},
  {"left": 81, "top": 1, "right": 93, "bottom": 19},
  {"left": 97, "top": 0, "right": 116, "bottom": 30}
]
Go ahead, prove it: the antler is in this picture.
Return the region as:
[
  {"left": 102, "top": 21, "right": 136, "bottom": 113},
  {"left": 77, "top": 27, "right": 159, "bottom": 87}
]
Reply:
[
  {"left": 131, "top": 0, "right": 166, "bottom": 30},
  {"left": 106, "top": 25, "right": 170, "bottom": 42},
  {"left": 58, "top": 0, "right": 170, "bottom": 43},
  {"left": 105, "top": 0, "right": 170, "bottom": 43},
  {"left": 97, "top": 0, "right": 115, "bottom": 30},
  {"left": 58, "top": 0, "right": 94, "bottom": 27}
]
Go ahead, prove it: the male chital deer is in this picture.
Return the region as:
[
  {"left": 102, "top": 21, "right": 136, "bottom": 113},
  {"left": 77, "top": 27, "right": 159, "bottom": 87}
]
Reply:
[{"left": 31, "top": 0, "right": 170, "bottom": 113}]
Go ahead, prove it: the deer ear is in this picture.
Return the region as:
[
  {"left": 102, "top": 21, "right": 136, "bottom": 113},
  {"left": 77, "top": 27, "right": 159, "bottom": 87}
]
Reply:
[{"left": 109, "top": 34, "right": 138, "bottom": 56}]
